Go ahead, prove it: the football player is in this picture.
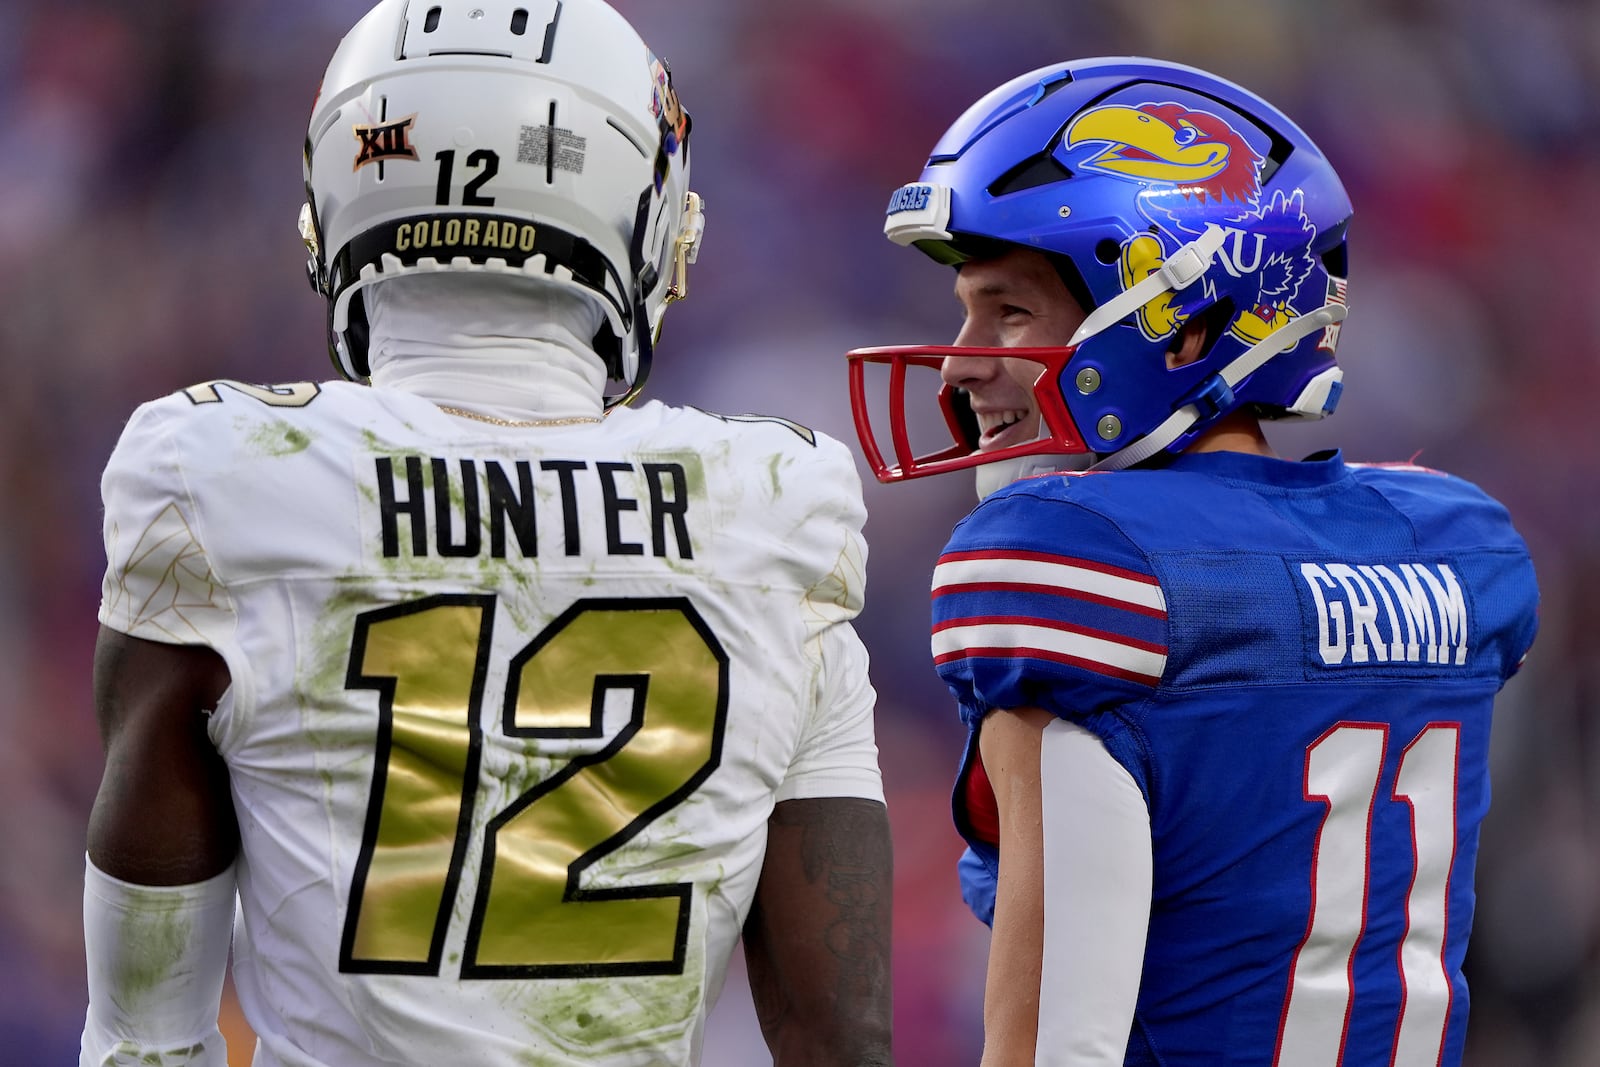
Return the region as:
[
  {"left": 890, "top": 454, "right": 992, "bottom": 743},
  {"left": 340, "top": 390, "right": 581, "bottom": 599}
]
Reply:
[
  {"left": 849, "top": 58, "right": 1538, "bottom": 1066},
  {"left": 81, "top": 2, "right": 893, "bottom": 1065}
]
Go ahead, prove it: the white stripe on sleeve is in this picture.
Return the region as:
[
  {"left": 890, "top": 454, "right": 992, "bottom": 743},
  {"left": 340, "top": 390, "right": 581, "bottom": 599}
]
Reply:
[
  {"left": 932, "top": 621, "right": 1166, "bottom": 681},
  {"left": 933, "top": 556, "right": 1166, "bottom": 612}
]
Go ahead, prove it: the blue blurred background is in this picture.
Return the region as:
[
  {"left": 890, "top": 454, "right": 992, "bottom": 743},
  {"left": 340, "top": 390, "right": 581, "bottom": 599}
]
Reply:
[{"left": 2, "top": 0, "right": 1595, "bottom": 1063}]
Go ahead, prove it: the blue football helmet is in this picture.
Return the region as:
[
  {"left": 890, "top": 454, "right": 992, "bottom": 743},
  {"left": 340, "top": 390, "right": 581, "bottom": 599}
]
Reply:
[{"left": 848, "top": 57, "right": 1352, "bottom": 482}]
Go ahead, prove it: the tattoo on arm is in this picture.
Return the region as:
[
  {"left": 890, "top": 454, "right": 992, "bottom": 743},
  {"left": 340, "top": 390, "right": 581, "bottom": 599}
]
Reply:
[{"left": 746, "top": 797, "right": 894, "bottom": 1065}]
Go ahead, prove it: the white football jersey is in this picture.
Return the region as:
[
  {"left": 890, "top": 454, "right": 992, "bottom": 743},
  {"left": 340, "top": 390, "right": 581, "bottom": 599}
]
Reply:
[{"left": 98, "top": 379, "right": 883, "bottom": 1067}]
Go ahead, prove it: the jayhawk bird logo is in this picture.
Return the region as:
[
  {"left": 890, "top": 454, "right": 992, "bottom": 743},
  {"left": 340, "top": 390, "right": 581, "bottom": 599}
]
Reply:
[{"left": 1066, "top": 101, "right": 1319, "bottom": 344}]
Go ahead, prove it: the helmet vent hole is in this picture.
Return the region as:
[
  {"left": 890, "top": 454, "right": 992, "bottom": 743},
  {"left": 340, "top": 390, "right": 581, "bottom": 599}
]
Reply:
[
  {"left": 986, "top": 153, "right": 1072, "bottom": 198},
  {"left": 423, "top": 6, "right": 441, "bottom": 32},
  {"left": 1094, "top": 238, "right": 1120, "bottom": 265},
  {"left": 537, "top": 2, "right": 563, "bottom": 63},
  {"left": 606, "top": 117, "right": 649, "bottom": 159},
  {"left": 510, "top": 8, "right": 529, "bottom": 35},
  {"left": 1139, "top": 79, "right": 1297, "bottom": 179}
]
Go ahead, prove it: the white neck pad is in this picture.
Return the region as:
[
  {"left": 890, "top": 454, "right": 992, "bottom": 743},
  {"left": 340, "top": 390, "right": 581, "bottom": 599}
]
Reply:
[{"left": 365, "top": 273, "right": 608, "bottom": 421}]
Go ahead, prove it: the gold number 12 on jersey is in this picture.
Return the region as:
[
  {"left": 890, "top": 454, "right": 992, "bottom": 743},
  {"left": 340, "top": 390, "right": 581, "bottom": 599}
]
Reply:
[{"left": 339, "top": 595, "right": 729, "bottom": 978}]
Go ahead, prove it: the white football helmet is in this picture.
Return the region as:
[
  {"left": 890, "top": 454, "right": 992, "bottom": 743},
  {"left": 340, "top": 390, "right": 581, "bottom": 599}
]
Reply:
[{"left": 301, "top": 0, "right": 703, "bottom": 401}]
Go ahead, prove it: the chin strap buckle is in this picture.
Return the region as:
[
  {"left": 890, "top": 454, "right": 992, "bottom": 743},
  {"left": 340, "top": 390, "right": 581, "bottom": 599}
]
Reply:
[
  {"left": 663, "top": 190, "right": 705, "bottom": 307},
  {"left": 1176, "top": 373, "right": 1236, "bottom": 422},
  {"left": 298, "top": 203, "right": 327, "bottom": 296}
]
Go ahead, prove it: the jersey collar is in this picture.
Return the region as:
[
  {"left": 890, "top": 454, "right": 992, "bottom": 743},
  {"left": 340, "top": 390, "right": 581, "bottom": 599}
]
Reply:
[{"left": 1161, "top": 447, "right": 1347, "bottom": 489}]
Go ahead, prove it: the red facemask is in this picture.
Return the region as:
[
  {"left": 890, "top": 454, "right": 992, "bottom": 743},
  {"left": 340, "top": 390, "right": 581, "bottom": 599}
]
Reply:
[{"left": 846, "top": 344, "right": 1090, "bottom": 484}]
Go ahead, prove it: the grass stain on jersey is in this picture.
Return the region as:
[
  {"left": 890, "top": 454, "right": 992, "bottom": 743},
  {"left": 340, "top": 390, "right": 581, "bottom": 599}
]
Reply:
[
  {"left": 479, "top": 555, "right": 545, "bottom": 632},
  {"left": 767, "top": 454, "right": 784, "bottom": 500},
  {"left": 640, "top": 450, "right": 708, "bottom": 500},
  {"left": 112, "top": 893, "right": 194, "bottom": 998},
  {"left": 509, "top": 971, "right": 703, "bottom": 1060},
  {"left": 247, "top": 420, "right": 311, "bottom": 457},
  {"left": 299, "top": 581, "right": 422, "bottom": 733}
]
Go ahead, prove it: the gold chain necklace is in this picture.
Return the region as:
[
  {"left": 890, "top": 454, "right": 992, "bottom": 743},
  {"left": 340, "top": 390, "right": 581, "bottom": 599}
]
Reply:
[{"left": 436, "top": 404, "right": 603, "bottom": 428}]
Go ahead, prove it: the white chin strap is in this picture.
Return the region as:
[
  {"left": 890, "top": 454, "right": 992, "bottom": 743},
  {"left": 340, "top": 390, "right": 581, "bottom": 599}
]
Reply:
[{"left": 1088, "top": 300, "right": 1347, "bottom": 472}]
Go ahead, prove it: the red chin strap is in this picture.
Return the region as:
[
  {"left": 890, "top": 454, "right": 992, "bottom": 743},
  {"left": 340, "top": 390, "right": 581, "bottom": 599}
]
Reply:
[{"left": 846, "top": 344, "right": 1090, "bottom": 484}]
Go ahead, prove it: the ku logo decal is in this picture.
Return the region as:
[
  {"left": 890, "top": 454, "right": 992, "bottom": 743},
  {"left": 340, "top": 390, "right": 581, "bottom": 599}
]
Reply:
[
  {"left": 353, "top": 115, "right": 420, "bottom": 172},
  {"left": 1065, "top": 101, "right": 1320, "bottom": 345}
]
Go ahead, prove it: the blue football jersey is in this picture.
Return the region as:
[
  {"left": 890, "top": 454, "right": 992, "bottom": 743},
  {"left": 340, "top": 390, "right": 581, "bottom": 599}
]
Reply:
[{"left": 934, "top": 449, "right": 1539, "bottom": 1067}]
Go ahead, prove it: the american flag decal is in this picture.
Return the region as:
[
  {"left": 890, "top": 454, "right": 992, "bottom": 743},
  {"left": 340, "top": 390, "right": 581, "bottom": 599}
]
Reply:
[
  {"left": 1318, "top": 276, "right": 1348, "bottom": 353},
  {"left": 931, "top": 549, "right": 1169, "bottom": 686}
]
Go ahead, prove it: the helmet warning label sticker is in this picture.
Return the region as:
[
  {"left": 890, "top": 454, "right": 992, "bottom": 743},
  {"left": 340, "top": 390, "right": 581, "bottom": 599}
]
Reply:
[{"left": 518, "top": 124, "right": 587, "bottom": 174}]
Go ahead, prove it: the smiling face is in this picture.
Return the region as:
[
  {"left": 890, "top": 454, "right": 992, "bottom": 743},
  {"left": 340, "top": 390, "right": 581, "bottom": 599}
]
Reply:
[{"left": 942, "top": 247, "right": 1089, "bottom": 454}]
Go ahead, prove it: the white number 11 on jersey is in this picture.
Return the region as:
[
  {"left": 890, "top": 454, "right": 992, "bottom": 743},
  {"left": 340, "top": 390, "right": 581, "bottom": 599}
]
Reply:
[{"left": 1274, "top": 722, "right": 1461, "bottom": 1067}]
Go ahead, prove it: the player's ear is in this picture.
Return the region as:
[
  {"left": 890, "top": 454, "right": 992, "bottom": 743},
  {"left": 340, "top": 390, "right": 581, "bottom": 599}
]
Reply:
[{"left": 1165, "top": 319, "right": 1209, "bottom": 370}]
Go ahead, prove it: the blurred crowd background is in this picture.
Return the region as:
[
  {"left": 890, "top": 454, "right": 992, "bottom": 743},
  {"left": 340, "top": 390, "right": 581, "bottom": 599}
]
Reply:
[{"left": 3, "top": 0, "right": 1596, "bottom": 1063}]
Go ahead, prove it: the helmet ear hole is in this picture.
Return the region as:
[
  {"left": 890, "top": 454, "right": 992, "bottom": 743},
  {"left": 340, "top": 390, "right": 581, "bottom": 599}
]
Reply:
[
  {"left": 1196, "top": 297, "right": 1235, "bottom": 359},
  {"left": 1165, "top": 297, "right": 1235, "bottom": 370},
  {"left": 346, "top": 292, "right": 373, "bottom": 379},
  {"left": 1094, "top": 238, "right": 1120, "bottom": 265}
]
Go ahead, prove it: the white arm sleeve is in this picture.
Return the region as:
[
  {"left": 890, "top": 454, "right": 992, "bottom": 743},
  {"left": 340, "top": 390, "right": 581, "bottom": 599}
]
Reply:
[
  {"left": 81, "top": 857, "right": 237, "bottom": 1067},
  {"left": 1035, "top": 720, "right": 1152, "bottom": 1067}
]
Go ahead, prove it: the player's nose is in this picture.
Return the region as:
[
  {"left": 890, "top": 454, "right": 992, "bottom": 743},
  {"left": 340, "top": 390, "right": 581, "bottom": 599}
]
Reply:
[{"left": 940, "top": 348, "right": 999, "bottom": 389}]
